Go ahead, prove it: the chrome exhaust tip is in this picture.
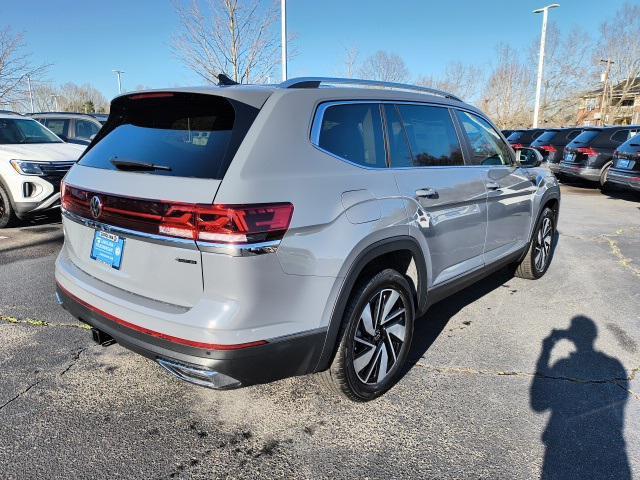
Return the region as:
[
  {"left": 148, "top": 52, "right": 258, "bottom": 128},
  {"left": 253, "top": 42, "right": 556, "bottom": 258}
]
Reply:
[{"left": 156, "top": 358, "right": 241, "bottom": 390}]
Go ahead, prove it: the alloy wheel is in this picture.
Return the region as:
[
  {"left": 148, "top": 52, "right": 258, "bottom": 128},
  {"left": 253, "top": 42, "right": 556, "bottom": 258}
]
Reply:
[
  {"left": 352, "top": 288, "right": 407, "bottom": 385},
  {"left": 534, "top": 217, "right": 553, "bottom": 272}
]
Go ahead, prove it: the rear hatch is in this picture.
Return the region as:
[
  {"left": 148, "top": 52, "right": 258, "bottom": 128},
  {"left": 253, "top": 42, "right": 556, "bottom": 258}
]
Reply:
[
  {"left": 563, "top": 129, "right": 601, "bottom": 165},
  {"left": 61, "top": 90, "right": 266, "bottom": 307},
  {"left": 531, "top": 130, "right": 559, "bottom": 162},
  {"left": 612, "top": 136, "right": 640, "bottom": 173}
]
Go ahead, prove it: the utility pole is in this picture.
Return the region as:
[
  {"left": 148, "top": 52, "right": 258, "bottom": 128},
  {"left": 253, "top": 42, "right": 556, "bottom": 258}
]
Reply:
[
  {"left": 532, "top": 4, "right": 560, "bottom": 128},
  {"left": 50, "top": 95, "right": 59, "bottom": 111},
  {"left": 281, "top": 0, "right": 287, "bottom": 81},
  {"left": 26, "top": 75, "right": 34, "bottom": 113},
  {"left": 112, "top": 69, "right": 125, "bottom": 94},
  {"left": 599, "top": 59, "right": 614, "bottom": 126}
]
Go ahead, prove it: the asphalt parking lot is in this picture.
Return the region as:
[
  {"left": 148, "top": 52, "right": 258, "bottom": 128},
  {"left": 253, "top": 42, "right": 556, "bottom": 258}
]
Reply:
[{"left": 0, "top": 184, "right": 638, "bottom": 480}]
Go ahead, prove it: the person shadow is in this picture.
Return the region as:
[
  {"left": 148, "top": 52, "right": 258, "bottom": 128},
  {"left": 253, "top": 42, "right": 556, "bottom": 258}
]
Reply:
[{"left": 530, "top": 316, "right": 631, "bottom": 480}]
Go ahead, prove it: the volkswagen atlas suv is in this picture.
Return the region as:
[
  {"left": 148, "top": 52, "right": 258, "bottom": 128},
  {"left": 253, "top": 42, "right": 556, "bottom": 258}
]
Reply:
[
  {"left": 606, "top": 135, "right": 640, "bottom": 194},
  {"left": 0, "top": 111, "right": 84, "bottom": 227},
  {"left": 559, "top": 126, "right": 640, "bottom": 186},
  {"left": 55, "top": 77, "right": 560, "bottom": 401}
]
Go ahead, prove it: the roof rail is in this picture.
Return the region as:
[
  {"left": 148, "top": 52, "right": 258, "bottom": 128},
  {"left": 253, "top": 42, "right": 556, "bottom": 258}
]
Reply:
[
  {"left": 279, "top": 77, "right": 463, "bottom": 102},
  {"left": 30, "top": 111, "right": 98, "bottom": 117}
]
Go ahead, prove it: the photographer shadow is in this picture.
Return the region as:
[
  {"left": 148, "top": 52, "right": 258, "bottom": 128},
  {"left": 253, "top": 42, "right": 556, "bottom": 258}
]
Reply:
[{"left": 530, "top": 316, "right": 631, "bottom": 480}]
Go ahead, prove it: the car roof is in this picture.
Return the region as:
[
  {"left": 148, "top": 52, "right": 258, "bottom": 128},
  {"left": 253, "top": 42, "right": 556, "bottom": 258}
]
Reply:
[
  {"left": 0, "top": 110, "right": 25, "bottom": 119},
  {"left": 30, "top": 112, "right": 103, "bottom": 121},
  {"left": 112, "top": 77, "right": 479, "bottom": 113}
]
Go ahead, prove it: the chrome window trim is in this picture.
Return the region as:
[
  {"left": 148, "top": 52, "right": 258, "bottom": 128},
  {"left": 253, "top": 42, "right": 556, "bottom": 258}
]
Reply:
[{"left": 62, "top": 209, "right": 281, "bottom": 256}]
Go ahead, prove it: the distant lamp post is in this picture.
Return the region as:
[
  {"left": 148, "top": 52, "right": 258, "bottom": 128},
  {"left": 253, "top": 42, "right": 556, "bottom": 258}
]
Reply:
[
  {"left": 50, "top": 94, "right": 59, "bottom": 111},
  {"left": 112, "top": 69, "right": 125, "bottom": 94},
  {"left": 26, "top": 75, "right": 34, "bottom": 113},
  {"left": 281, "top": 0, "right": 287, "bottom": 81},
  {"left": 532, "top": 3, "right": 560, "bottom": 128}
]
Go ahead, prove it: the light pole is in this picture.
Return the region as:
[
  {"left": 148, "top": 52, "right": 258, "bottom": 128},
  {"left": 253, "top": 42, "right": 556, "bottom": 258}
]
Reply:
[
  {"left": 281, "top": 0, "right": 287, "bottom": 81},
  {"left": 50, "top": 95, "right": 59, "bottom": 111},
  {"left": 26, "top": 75, "right": 34, "bottom": 113},
  {"left": 113, "top": 69, "right": 125, "bottom": 94},
  {"left": 599, "top": 59, "right": 614, "bottom": 126},
  {"left": 532, "top": 3, "right": 560, "bottom": 128}
]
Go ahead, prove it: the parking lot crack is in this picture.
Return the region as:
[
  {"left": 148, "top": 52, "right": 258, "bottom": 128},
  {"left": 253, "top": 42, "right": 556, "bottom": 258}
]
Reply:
[
  {"left": 0, "top": 315, "right": 92, "bottom": 330},
  {"left": 599, "top": 228, "right": 640, "bottom": 278},
  {"left": 0, "top": 380, "right": 42, "bottom": 413},
  {"left": 59, "top": 347, "right": 88, "bottom": 376},
  {"left": 415, "top": 362, "right": 640, "bottom": 399}
]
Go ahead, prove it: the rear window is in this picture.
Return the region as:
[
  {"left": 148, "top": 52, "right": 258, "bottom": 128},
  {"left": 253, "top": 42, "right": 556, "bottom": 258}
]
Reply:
[
  {"left": 570, "top": 130, "right": 600, "bottom": 145},
  {"left": 532, "top": 131, "right": 558, "bottom": 145},
  {"left": 78, "top": 93, "right": 259, "bottom": 179},
  {"left": 506, "top": 131, "right": 526, "bottom": 142}
]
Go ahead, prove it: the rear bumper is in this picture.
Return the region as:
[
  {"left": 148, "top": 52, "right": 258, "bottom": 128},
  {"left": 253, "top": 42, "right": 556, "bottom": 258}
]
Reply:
[
  {"left": 57, "top": 284, "right": 327, "bottom": 387},
  {"left": 607, "top": 169, "right": 640, "bottom": 191},
  {"left": 558, "top": 164, "right": 601, "bottom": 181}
]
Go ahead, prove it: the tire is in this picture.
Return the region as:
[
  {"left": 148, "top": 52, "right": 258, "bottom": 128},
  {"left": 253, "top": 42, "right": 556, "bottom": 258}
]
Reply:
[
  {"left": 0, "top": 184, "right": 16, "bottom": 229},
  {"left": 515, "top": 207, "right": 555, "bottom": 280},
  {"left": 320, "top": 269, "right": 415, "bottom": 402}
]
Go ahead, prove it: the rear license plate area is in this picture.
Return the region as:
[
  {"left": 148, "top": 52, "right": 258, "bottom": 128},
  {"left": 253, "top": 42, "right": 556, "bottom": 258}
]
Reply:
[{"left": 90, "top": 230, "right": 125, "bottom": 270}]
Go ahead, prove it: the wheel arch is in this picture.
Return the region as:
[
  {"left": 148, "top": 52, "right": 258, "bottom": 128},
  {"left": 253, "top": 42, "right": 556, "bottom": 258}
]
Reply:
[{"left": 313, "top": 236, "right": 427, "bottom": 373}]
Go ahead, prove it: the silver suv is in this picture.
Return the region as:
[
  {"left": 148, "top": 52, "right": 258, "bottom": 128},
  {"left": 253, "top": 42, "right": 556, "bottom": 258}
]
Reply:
[{"left": 55, "top": 78, "right": 560, "bottom": 401}]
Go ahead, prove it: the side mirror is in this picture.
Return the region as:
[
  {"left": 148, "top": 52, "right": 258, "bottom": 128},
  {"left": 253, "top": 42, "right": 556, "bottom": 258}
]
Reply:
[{"left": 516, "top": 147, "right": 543, "bottom": 167}]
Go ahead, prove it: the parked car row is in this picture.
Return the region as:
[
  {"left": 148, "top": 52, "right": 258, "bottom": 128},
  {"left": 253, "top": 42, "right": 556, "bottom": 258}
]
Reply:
[{"left": 502, "top": 126, "right": 640, "bottom": 194}]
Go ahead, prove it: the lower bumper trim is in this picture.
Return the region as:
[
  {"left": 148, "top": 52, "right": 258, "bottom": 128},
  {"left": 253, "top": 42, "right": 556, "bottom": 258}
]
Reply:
[{"left": 157, "top": 358, "right": 241, "bottom": 390}]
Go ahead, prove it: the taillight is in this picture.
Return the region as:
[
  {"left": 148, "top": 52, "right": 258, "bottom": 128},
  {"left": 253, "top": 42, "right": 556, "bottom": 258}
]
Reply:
[
  {"left": 511, "top": 143, "right": 524, "bottom": 149},
  {"left": 162, "top": 203, "right": 295, "bottom": 244},
  {"left": 539, "top": 145, "right": 557, "bottom": 153},
  {"left": 577, "top": 147, "right": 598, "bottom": 157},
  {"left": 62, "top": 183, "right": 294, "bottom": 245}
]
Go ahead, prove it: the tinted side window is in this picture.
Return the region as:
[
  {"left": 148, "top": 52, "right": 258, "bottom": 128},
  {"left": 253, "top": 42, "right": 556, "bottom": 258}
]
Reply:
[
  {"left": 76, "top": 119, "right": 100, "bottom": 140},
  {"left": 567, "top": 130, "right": 581, "bottom": 141},
  {"left": 383, "top": 104, "right": 412, "bottom": 168},
  {"left": 318, "top": 103, "right": 386, "bottom": 168},
  {"left": 611, "top": 129, "right": 631, "bottom": 143},
  {"left": 44, "top": 119, "right": 69, "bottom": 137},
  {"left": 455, "top": 110, "right": 512, "bottom": 166},
  {"left": 396, "top": 105, "right": 463, "bottom": 167}
]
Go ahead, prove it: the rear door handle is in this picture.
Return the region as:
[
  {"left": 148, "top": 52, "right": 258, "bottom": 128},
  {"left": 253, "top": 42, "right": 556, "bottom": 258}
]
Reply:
[
  {"left": 486, "top": 181, "right": 501, "bottom": 191},
  {"left": 415, "top": 187, "right": 439, "bottom": 199}
]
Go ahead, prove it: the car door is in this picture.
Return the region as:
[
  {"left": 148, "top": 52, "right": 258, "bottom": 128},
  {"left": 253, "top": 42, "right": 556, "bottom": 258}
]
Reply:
[
  {"left": 385, "top": 103, "right": 488, "bottom": 286},
  {"left": 454, "top": 109, "right": 535, "bottom": 264}
]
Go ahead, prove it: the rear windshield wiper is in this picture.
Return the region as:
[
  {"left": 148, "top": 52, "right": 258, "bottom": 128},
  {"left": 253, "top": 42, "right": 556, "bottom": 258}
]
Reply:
[{"left": 110, "top": 159, "right": 172, "bottom": 172}]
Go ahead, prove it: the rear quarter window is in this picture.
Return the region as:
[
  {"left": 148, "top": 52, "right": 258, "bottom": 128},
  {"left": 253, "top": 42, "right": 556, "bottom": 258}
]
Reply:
[
  {"left": 78, "top": 93, "right": 259, "bottom": 179},
  {"left": 317, "top": 103, "right": 386, "bottom": 168}
]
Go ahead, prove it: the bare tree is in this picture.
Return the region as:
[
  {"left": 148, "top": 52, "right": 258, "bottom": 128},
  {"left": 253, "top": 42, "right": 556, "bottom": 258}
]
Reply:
[
  {"left": 417, "top": 62, "right": 484, "bottom": 103},
  {"left": 172, "top": 0, "right": 281, "bottom": 84},
  {"left": 480, "top": 44, "right": 533, "bottom": 129},
  {"left": 595, "top": 2, "right": 640, "bottom": 124},
  {"left": 31, "top": 82, "right": 108, "bottom": 113},
  {"left": 341, "top": 45, "right": 359, "bottom": 79},
  {"left": 359, "top": 51, "right": 409, "bottom": 83},
  {"left": 0, "top": 27, "right": 49, "bottom": 109},
  {"left": 527, "top": 23, "right": 594, "bottom": 127}
]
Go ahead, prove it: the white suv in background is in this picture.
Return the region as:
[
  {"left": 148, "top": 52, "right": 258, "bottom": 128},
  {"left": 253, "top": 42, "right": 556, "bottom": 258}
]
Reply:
[{"left": 0, "top": 111, "right": 84, "bottom": 227}]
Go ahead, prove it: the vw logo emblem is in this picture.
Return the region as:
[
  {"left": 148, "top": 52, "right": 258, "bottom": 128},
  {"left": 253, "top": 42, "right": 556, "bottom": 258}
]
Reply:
[{"left": 90, "top": 196, "right": 102, "bottom": 219}]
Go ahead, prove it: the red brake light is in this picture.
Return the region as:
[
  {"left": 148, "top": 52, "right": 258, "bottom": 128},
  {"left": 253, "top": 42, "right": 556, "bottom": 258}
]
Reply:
[
  {"left": 539, "top": 145, "right": 557, "bottom": 153},
  {"left": 128, "top": 92, "right": 175, "bottom": 100},
  {"left": 511, "top": 143, "right": 524, "bottom": 150},
  {"left": 62, "top": 184, "right": 294, "bottom": 245},
  {"left": 577, "top": 147, "right": 598, "bottom": 157}
]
